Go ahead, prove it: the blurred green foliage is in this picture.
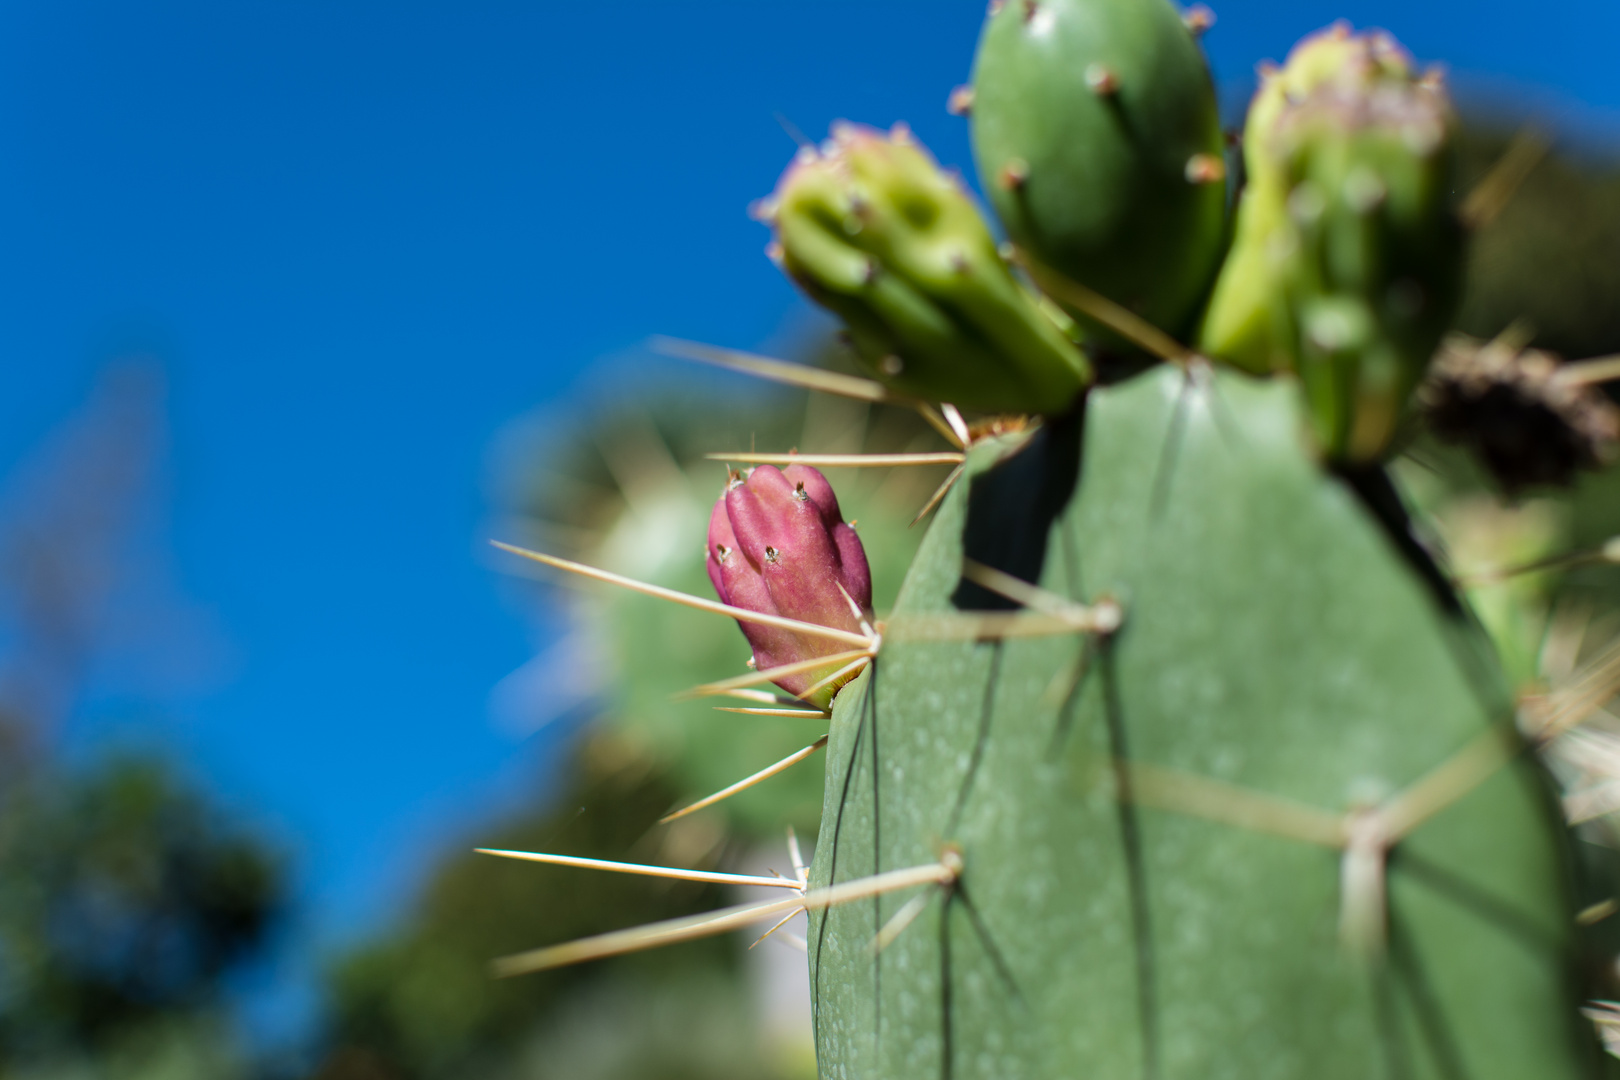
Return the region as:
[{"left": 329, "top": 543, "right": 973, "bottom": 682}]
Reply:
[
  {"left": 0, "top": 368, "right": 287, "bottom": 1079},
  {"left": 0, "top": 753, "right": 281, "bottom": 1052},
  {"left": 0, "top": 747, "right": 285, "bottom": 1080},
  {"left": 1457, "top": 126, "right": 1620, "bottom": 359},
  {"left": 309, "top": 735, "right": 812, "bottom": 1080}
]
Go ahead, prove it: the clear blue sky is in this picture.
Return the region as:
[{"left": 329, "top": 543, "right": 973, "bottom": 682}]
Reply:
[{"left": 0, "top": 0, "right": 1615, "bottom": 1043}]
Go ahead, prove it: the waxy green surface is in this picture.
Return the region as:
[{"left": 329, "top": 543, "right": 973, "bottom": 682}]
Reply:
[
  {"left": 808, "top": 365, "right": 1599, "bottom": 1079},
  {"left": 970, "top": 0, "right": 1227, "bottom": 341}
]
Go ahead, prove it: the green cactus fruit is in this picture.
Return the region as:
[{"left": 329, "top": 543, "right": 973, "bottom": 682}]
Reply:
[
  {"left": 807, "top": 364, "right": 1604, "bottom": 1078},
  {"left": 1198, "top": 24, "right": 1417, "bottom": 375},
  {"left": 968, "top": 0, "right": 1228, "bottom": 343},
  {"left": 1198, "top": 24, "right": 1463, "bottom": 461},
  {"left": 762, "top": 122, "right": 1090, "bottom": 415}
]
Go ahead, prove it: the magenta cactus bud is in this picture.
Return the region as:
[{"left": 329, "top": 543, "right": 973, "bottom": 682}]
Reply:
[{"left": 705, "top": 464, "right": 873, "bottom": 708}]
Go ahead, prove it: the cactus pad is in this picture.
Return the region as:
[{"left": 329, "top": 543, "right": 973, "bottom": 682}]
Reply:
[{"left": 807, "top": 364, "right": 1599, "bottom": 1078}]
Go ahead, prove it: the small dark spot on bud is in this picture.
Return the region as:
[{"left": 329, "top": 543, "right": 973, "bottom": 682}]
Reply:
[
  {"left": 946, "top": 85, "right": 974, "bottom": 116},
  {"left": 715, "top": 544, "right": 731, "bottom": 564},
  {"left": 793, "top": 482, "right": 809, "bottom": 501},
  {"left": 765, "top": 546, "right": 780, "bottom": 563}
]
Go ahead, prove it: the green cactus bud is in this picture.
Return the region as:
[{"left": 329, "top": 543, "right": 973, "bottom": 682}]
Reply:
[
  {"left": 763, "top": 123, "right": 1091, "bottom": 416},
  {"left": 1198, "top": 24, "right": 1464, "bottom": 461},
  {"left": 968, "top": 0, "right": 1228, "bottom": 343},
  {"left": 1199, "top": 24, "right": 1425, "bottom": 374}
]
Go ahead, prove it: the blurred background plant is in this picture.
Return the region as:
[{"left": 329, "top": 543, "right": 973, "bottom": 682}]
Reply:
[{"left": 0, "top": 367, "right": 285, "bottom": 1079}]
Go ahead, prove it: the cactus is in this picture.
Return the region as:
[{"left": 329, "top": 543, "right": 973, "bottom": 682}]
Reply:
[
  {"left": 1199, "top": 24, "right": 1464, "bottom": 460},
  {"left": 967, "top": 0, "right": 1228, "bottom": 342},
  {"left": 806, "top": 364, "right": 1602, "bottom": 1078},
  {"left": 764, "top": 123, "right": 1089, "bottom": 415},
  {"left": 482, "top": 12, "right": 1620, "bottom": 1080},
  {"left": 1197, "top": 23, "right": 1403, "bottom": 374},
  {"left": 707, "top": 464, "right": 874, "bottom": 709}
]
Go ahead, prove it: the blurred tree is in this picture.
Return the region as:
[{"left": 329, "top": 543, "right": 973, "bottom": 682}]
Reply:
[
  {"left": 0, "top": 755, "right": 283, "bottom": 1075},
  {"left": 308, "top": 733, "right": 810, "bottom": 1080},
  {"left": 0, "top": 367, "right": 287, "bottom": 1079}
]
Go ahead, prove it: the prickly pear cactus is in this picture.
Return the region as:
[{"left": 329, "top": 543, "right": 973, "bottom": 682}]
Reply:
[
  {"left": 807, "top": 364, "right": 1602, "bottom": 1078},
  {"left": 486, "top": 11, "right": 1620, "bottom": 1080}
]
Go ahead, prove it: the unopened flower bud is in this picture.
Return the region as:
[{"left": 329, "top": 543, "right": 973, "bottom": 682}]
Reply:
[{"left": 706, "top": 465, "right": 872, "bottom": 708}]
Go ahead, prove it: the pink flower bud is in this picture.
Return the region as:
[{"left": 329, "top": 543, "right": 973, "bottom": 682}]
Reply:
[{"left": 705, "top": 464, "right": 872, "bottom": 708}]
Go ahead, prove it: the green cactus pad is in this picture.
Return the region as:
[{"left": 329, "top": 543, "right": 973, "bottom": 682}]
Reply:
[
  {"left": 807, "top": 364, "right": 1601, "bottom": 1078},
  {"left": 969, "top": 0, "right": 1227, "bottom": 342}
]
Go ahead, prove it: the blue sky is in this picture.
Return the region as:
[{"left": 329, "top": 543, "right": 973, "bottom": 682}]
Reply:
[{"left": 1, "top": 0, "right": 1616, "bottom": 1043}]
